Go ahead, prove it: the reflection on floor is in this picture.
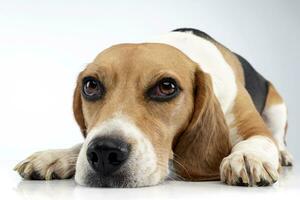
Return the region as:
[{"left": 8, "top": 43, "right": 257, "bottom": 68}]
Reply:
[{"left": 2, "top": 161, "right": 299, "bottom": 200}]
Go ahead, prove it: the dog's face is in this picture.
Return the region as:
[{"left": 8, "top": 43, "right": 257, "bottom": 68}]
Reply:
[{"left": 73, "top": 43, "right": 230, "bottom": 187}]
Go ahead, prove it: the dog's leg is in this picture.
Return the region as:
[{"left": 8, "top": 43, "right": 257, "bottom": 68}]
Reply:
[
  {"left": 14, "top": 144, "right": 82, "bottom": 180},
  {"left": 263, "top": 103, "right": 293, "bottom": 166},
  {"left": 262, "top": 84, "right": 293, "bottom": 166},
  {"left": 220, "top": 85, "right": 281, "bottom": 187}
]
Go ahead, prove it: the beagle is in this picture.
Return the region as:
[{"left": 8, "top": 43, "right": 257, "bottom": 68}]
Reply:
[{"left": 15, "top": 28, "right": 293, "bottom": 187}]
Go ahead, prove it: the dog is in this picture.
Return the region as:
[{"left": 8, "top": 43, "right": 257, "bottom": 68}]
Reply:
[{"left": 14, "top": 28, "right": 293, "bottom": 187}]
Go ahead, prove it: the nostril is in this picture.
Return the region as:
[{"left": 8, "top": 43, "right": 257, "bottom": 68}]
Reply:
[
  {"left": 107, "top": 151, "right": 128, "bottom": 166},
  {"left": 90, "top": 152, "right": 99, "bottom": 163},
  {"left": 108, "top": 152, "right": 119, "bottom": 165}
]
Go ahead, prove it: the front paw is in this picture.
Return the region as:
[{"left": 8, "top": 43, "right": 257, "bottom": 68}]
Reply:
[
  {"left": 14, "top": 149, "right": 77, "bottom": 180},
  {"left": 220, "top": 152, "right": 279, "bottom": 187}
]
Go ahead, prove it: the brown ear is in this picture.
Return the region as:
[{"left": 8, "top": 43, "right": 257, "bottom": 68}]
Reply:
[
  {"left": 73, "top": 79, "right": 87, "bottom": 137},
  {"left": 173, "top": 70, "right": 231, "bottom": 181}
]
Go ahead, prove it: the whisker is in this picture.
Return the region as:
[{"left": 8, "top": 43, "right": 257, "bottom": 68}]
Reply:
[{"left": 172, "top": 155, "right": 191, "bottom": 179}]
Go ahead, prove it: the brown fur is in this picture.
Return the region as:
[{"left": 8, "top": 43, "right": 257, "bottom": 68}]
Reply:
[
  {"left": 212, "top": 41, "right": 245, "bottom": 85},
  {"left": 73, "top": 77, "right": 87, "bottom": 137},
  {"left": 172, "top": 70, "right": 231, "bottom": 180},
  {"left": 265, "top": 83, "right": 284, "bottom": 108},
  {"left": 232, "top": 83, "right": 273, "bottom": 140}
]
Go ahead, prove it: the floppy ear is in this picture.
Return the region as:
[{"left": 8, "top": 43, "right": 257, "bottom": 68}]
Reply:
[
  {"left": 173, "top": 69, "right": 231, "bottom": 181},
  {"left": 73, "top": 79, "right": 87, "bottom": 137}
]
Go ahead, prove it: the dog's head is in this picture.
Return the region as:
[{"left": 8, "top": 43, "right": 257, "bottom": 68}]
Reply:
[{"left": 73, "top": 43, "right": 230, "bottom": 187}]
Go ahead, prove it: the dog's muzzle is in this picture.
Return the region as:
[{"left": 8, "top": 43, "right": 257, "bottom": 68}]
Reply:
[{"left": 75, "top": 116, "right": 161, "bottom": 187}]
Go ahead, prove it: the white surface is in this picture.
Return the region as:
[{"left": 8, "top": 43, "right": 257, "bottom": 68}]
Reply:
[{"left": 3, "top": 161, "right": 299, "bottom": 200}]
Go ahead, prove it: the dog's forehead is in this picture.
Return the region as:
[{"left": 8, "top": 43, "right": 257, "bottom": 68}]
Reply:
[{"left": 90, "top": 43, "right": 197, "bottom": 74}]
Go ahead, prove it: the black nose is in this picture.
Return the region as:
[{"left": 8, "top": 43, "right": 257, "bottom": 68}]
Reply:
[{"left": 87, "top": 137, "right": 130, "bottom": 176}]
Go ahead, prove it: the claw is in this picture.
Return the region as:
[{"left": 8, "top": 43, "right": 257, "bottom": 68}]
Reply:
[
  {"left": 256, "top": 178, "right": 270, "bottom": 187},
  {"left": 236, "top": 177, "right": 249, "bottom": 187},
  {"left": 30, "top": 171, "right": 43, "bottom": 180}
]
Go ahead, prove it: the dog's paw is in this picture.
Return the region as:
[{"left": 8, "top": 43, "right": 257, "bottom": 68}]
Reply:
[
  {"left": 220, "top": 152, "right": 279, "bottom": 187},
  {"left": 280, "top": 150, "right": 293, "bottom": 167},
  {"left": 14, "top": 149, "right": 77, "bottom": 180}
]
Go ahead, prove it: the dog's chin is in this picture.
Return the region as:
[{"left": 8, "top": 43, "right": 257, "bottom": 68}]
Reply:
[
  {"left": 75, "top": 169, "right": 165, "bottom": 188},
  {"left": 83, "top": 172, "right": 131, "bottom": 188}
]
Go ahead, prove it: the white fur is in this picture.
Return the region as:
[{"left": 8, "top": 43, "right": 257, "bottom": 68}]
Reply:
[
  {"left": 220, "top": 135, "right": 280, "bottom": 185},
  {"left": 75, "top": 114, "right": 164, "bottom": 187},
  {"left": 262, "top": 103, "right": 293, "bottom": 165},
  {"left": 231, "top": 136, "right": 279, "bottom": 168},
  {"left": 150, "top": 31, "right": 237, "bottom": 115},
  {"left": 14, "top": 144, "right": 82, "bottom": 180},
  {"left": 262, "top": 103, "right": 287, "bottom": 150},
  {"left": 225, "top": 113, "right": 242, "bottom": 146}
]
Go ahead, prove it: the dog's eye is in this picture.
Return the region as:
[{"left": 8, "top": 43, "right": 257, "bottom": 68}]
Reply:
[
  {"left": 82, "top": 77, "right": 105, "bottom": 101},
  {"left": 147, "top": 78, "right": 180, "bottom": 101}
]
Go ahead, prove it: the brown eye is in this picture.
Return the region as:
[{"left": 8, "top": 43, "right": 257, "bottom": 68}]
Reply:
[
  {"left": 147, "top": 78, "right": 180, "bottom": 101},
  {"left": 157, "top": 81, "right": 176, "bottom": 95},
  {"left": 82, "top": 77, "right": 105, "bottom": 101}
]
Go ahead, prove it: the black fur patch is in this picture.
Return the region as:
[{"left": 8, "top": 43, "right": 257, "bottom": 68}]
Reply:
[
  {"left": 172, "top": 28, "right": 213, "bottom": 40},
  {"left": 235, "top": 53, "right": 269, "bottom": 114}
]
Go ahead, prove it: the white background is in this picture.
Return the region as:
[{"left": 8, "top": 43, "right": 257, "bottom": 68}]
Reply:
[{"left": 0, "top": 0, "right": 299, "bottom": 199}]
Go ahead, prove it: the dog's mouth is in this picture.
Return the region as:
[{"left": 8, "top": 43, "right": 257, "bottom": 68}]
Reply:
[
  {"left": 76, "top": 163, "right": 165, "bottom": 188},
  {"left": 83, "top": 169, "right": 132, "bottom": 188}
]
